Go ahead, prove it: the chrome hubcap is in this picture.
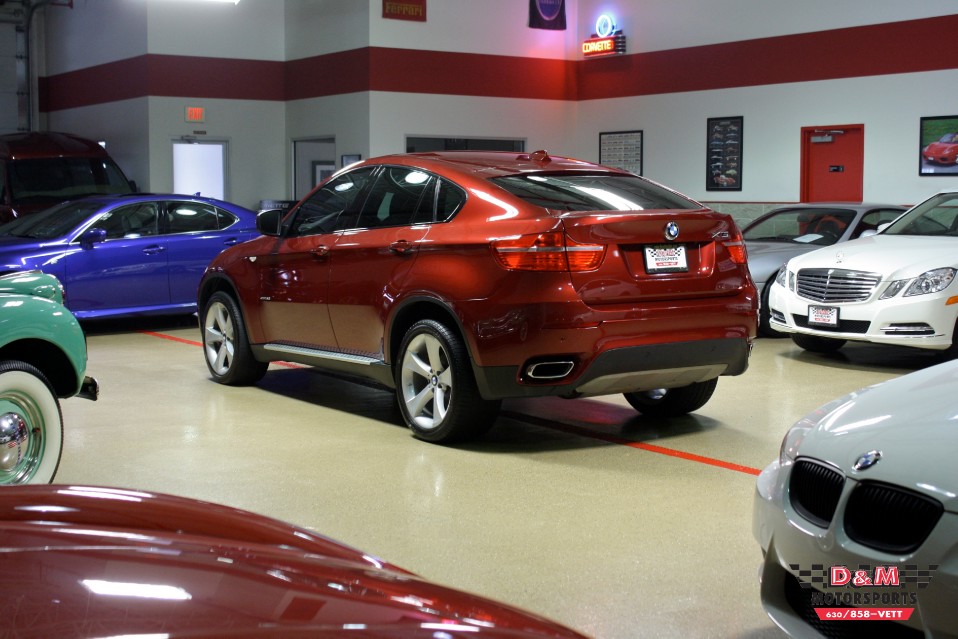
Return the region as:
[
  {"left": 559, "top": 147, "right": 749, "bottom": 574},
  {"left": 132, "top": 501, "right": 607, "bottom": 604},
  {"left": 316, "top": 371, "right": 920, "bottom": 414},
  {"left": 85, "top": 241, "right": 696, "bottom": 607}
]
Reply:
[
  {"left": 204, "top": 301, "right": 235, "bottom": 375},
  {"left": 400, "top": 333, "right": 452, "bottom": 431},
  {"left": 0, "top": 412, "right": 29, "bottom": 473}
]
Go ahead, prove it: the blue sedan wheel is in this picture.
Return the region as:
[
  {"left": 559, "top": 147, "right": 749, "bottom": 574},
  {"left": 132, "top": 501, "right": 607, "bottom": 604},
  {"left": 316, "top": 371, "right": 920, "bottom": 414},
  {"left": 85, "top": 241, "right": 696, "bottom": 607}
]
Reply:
[
  {"left": 0, "top": 361, "right": 62, "bottom": 484},
  {"left": 202, "top": 291, "right": 268, "bottom": 386}
]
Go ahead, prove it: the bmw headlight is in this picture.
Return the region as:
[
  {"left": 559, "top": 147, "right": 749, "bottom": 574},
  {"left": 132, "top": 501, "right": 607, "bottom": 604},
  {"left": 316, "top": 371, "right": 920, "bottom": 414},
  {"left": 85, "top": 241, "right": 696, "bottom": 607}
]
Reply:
[{"left": 779, "top": 423, "right": 811, "bottom": 464}]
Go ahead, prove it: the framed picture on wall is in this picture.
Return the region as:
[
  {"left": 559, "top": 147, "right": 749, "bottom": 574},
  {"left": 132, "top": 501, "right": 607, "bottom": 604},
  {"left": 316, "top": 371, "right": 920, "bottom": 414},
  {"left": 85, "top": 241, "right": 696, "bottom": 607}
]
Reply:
[
  {"left": 599, "top": 130, "right": 643, "bottom": 175},
  {"left": 312, "top": 161, "right": 335, "bottom": 187},
  {"left": 706, "top": 116, "right": 743, "bottom": 191},
  {"left": 919, "top": 115, "right": 958, "bottom": 176}
]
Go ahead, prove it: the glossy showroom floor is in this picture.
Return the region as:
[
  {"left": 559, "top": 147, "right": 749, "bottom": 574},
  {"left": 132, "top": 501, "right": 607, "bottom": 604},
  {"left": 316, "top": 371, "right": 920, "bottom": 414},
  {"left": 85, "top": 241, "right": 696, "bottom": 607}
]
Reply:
[{"left": 57, "top": 317, "right": 938, "bottom": 639}]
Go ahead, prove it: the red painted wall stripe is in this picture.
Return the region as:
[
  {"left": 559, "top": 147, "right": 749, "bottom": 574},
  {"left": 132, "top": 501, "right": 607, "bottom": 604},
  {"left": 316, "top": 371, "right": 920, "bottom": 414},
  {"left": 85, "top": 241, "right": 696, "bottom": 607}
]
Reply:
[
  {"left": 39, "top": 14, "right": 958, "bottom": 111},
  {"left": 577, "top": 15, "right": 957, "bottom": 100}
]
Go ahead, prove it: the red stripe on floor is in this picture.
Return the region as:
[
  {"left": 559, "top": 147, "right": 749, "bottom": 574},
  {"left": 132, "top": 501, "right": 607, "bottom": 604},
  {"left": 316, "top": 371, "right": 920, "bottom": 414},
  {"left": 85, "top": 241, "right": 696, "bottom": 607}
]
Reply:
[
  {"left": 502, "top": 413, "right": 762, "bottom": 476},
  {"left": 144, "top": 330, "right": 761, "bottom": 476},
  {"left": 138, "top": 331, "right": 305, "bottom": 368}
]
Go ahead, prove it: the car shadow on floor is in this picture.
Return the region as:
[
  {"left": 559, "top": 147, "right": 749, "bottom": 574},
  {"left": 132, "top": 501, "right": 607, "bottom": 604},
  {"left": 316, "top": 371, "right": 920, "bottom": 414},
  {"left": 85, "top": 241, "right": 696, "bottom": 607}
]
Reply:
[
  {"left": 244, "top": 367, "right": 709, "bottom": 453},
  {"left": 80, "top": 313, "right": 198, "bottom": 336},
  {"left": 779, "top": 340, "right": 944, "bottom": 374}
]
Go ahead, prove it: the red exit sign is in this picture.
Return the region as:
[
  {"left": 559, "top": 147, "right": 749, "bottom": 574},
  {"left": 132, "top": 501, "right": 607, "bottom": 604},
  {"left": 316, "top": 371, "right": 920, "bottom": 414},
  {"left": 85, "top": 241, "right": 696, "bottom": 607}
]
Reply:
[{"left": 185, "top": 106, "right": 205, "bottom": 123}]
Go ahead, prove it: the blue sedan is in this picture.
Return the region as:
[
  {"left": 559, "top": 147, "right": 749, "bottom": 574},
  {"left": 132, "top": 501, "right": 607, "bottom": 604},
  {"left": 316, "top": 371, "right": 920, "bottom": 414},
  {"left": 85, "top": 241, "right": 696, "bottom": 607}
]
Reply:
[{"left": 0, "top": 194, "right": 259, "bottom": 319}]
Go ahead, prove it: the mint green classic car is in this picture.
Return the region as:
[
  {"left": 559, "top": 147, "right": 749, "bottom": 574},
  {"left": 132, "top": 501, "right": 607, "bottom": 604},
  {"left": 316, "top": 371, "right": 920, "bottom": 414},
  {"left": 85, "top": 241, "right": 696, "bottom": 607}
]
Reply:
[{"left": 0, "top": 271, "right": 97, "bottom": 484}]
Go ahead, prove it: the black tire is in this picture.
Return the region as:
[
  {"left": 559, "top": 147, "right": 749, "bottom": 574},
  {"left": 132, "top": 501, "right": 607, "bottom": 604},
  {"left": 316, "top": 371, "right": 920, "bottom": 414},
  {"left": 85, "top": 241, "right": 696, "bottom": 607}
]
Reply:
[
  {"left": 202, "top": 291, "right": 268, "bottom": 385},
  {"left": 791, "top": 332, "right": 846, "bottom": 353},
  {"left": 395, "top": 319, "right": 500, "bottom": 443},
  {"left": 939, "top": 318, "right": 958, "bottom": 360},
  {"left": 0, "top": 361, "right": 63, "bottom": 484},
  {"left": 623, "top": 378, "right": 718, "bottom": 417}
]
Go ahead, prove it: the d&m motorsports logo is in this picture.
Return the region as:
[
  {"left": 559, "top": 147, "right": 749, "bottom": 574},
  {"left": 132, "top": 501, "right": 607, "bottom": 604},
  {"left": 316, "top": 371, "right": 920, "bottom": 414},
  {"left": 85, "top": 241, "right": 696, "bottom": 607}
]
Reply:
[{"left": 791, "top": 563, "right": 939, "bottom": 622}]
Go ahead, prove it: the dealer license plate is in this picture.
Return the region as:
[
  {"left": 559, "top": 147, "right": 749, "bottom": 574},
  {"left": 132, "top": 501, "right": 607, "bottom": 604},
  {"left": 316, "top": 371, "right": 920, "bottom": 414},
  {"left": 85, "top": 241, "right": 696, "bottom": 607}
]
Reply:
[
  {"left": 644, "top": 244, "right": 688, "bottom": 273},
  {"left": 808, "top": 305, "right": 839, "bottom": 326}
]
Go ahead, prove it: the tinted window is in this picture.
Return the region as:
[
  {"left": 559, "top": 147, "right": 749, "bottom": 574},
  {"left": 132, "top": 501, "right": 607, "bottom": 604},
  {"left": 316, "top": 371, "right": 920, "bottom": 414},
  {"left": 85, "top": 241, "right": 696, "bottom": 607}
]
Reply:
[
  {"left": 490, "top": 173, "right": 698, "bottom": 211},
  {"left": 8, "top": 157, "right": 132, "bottom": 206},
  {"left": 355, "top": 167, "right": 435, "bottom": 229},
  {"left": 0, "top": 199, "right": 102, "bottom": 239},
  {"left": 434, "top": 179, "right": 466, "bottom": 222},
  {"left": 885, "top": 193, "right": 958, "bottom": 236},
  {"left": 850, "top": 208, "right": 904, "bottom": 239},
  {"left": 287, "top": 168, "right": 375, "bottom": 236},
  {"left": 167, "top": 202, "right": 232, "bottom": 234},
  {"left": 94, "top": 203, "right": 160, "bottom": 239},
  {"left": 743, "top": 208, "right": 857, "bottom": 245}
]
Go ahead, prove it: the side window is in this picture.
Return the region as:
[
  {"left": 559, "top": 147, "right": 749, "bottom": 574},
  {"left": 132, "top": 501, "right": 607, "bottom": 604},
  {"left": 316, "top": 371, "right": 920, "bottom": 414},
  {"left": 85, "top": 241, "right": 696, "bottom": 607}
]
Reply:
[
  {"left": 355, "top": 167, "right": 434, "bottom": 229},
  {"left": 852, "top": 208, "right": 904, "bottom": 239},
  {"left": 167, "top": 202, "right": 224, "bottom": 234},
  {"left": 287, "top": 168, "right": 375, "bottom": 237},
  {"left": 435, "top": 179, "right": 466, "bottom": 222},
  {"left": 93, "top": 203, "right": 159, "bottom": 239}
]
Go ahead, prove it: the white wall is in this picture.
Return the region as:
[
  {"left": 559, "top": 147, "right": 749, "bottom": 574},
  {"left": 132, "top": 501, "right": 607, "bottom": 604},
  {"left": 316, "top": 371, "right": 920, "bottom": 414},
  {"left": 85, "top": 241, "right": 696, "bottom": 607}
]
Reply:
[
  {"left": 33, "top": 0, "right": 958, "bottom": 210},
  {"left": 286, "top": 92, "right": 371, "bottom": 175},
  {"left": 368, "top": 92, "right": 575, "bottom": 159},
  {"left": 575, "top": 70, "right": 958, "bottom": 207},
  {"left": 576, "top": 0, "right": 958, "bottom": 52},
  {"left": 44, "top": 0, "right": 147, "bottom": 73},
  {"left": 42, "top": 0, "right": 287, "bottom": 208},
  {"left": 148, "top": 97, "right": 287, "bottom": 209},
  {"left": 368, "top": 0, "right": 576, "bottom": 59},
  {"left": 286, "top": 0, "right": 369, "bottom": 59}
]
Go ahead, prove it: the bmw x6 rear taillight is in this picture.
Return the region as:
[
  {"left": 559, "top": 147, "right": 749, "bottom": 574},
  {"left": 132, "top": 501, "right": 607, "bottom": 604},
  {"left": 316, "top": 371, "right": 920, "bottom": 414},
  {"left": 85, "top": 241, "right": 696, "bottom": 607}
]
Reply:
[{"left": 492, "top": 231, "right": 606, "bottom": 272}]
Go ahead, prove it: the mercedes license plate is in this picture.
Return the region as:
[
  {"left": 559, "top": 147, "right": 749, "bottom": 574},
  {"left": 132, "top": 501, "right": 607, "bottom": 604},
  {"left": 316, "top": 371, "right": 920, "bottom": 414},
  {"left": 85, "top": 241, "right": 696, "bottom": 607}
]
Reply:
[{"left": 808, "top": 305, "right": 839, "bottom": 326}]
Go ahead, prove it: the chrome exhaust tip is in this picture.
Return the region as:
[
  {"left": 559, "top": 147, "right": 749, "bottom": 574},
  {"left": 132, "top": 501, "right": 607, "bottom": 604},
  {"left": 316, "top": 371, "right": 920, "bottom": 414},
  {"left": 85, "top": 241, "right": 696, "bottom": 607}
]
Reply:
[{"left": 525, "top": 360, "right": 575, "bottom": 380}]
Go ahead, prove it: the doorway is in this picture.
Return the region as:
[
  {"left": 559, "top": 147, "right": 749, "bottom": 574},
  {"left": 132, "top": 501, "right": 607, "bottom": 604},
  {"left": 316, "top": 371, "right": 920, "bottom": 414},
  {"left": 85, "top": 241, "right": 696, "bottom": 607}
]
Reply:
[
  {"left": 800, "top": 125, "right": 864, "bottom": 202},
  {"left": 173, "top": 139, "right": 227, "bottom": 200}
]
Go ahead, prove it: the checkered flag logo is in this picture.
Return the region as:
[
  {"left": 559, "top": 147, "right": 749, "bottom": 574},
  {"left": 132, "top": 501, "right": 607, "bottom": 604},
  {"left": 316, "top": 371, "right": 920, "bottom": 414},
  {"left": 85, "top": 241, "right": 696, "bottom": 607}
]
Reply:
[{"left": 791, "top": 563, "right": 938, "bottom": 589}]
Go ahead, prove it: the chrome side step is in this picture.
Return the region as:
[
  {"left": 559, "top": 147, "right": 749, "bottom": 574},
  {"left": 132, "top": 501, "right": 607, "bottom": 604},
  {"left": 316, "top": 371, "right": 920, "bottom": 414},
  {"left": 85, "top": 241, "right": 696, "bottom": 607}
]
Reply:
[{"left": 263, "top": 343, "right": 380, "bottom": 366}]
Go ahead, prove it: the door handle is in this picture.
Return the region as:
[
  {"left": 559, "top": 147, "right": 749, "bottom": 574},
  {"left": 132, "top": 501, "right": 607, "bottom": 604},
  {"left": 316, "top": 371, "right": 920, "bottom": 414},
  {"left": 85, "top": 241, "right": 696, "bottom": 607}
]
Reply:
[
  {"left": 223, "top": 237, "right": 239, "bottom": 246},
  {"left": 310, "top": 245, "right": 330, "bottom": 259},
  {"left": 142, "top": 245, "right": 165, "bottom": 255},
  {"left": 389, "top": 240, "right": 416, "bottom": 255}
]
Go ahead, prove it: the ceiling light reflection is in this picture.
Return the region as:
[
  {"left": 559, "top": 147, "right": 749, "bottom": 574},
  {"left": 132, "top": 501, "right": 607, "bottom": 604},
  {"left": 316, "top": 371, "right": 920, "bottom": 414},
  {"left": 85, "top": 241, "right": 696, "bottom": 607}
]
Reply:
[{"left": 82, "top": 580, "right": 191, "bottom": 601}]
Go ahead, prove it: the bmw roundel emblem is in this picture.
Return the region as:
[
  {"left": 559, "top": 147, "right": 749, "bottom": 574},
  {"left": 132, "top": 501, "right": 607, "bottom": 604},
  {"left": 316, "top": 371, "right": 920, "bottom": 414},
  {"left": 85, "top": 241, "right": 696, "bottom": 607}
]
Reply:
[
  {"left": 664, "top": 221, "right": 680, "bottom": 241},
  {"left": 853, "top": 450, "right": 882, "bottom": 471}
]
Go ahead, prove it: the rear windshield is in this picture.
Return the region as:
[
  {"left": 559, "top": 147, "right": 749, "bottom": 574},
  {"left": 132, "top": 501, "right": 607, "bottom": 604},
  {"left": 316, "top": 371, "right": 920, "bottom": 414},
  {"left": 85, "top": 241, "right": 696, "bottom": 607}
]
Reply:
[
  {"left": 490, "top": 173, "right": 699, "bottom": 211},
  {"left": 9, "top": 157, "right": 133, "bottom": 208}
]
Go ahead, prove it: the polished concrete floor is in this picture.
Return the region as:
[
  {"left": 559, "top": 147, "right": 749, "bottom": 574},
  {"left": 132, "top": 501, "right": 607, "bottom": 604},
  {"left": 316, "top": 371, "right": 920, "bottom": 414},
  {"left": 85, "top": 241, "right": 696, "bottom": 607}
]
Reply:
[{"left": 57, "top": 318, "right": 942, "bottom": 638}]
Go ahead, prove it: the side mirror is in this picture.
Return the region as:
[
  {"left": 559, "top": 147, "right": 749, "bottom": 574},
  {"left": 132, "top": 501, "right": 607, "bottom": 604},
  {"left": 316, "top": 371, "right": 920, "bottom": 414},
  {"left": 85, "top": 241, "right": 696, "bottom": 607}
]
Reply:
[
  {"left": 859, "top": 229, "right": 877, "bottom": 238},
  {"left": 256, "top": 208, "right": 285, "bottom": 236},
  {"left": 79, "top": 227, "right": 107, "bottom": 248}
]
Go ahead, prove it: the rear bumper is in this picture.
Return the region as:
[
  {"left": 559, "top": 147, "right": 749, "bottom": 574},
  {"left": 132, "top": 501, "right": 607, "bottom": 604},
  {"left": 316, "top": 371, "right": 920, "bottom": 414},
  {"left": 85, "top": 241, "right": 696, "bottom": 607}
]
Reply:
[{"left": 474, "top": 337, "right": 752, "bottom": 400}]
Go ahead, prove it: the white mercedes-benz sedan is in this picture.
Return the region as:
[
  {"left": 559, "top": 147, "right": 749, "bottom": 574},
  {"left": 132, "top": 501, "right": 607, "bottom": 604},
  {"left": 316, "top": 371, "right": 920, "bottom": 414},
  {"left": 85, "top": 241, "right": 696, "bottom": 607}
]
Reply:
[
  {"left": 767, "top": 189, "right": 958, "bottom": 357},
  {"left": 753, "top": 360, "right": 958, "bottom": 637}
]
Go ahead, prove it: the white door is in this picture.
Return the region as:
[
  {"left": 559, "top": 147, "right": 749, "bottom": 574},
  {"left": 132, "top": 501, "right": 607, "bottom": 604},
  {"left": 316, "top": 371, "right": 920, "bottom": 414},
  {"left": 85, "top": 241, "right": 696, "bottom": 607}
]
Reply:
[{"left": 173, "top": 140, "right": 227, "bottom": 200}]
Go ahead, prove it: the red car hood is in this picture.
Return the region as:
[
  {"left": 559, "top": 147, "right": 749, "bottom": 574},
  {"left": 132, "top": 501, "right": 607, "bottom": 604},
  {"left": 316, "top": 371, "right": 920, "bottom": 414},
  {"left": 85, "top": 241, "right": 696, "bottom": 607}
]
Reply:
[
  {"left": 925, "top": 141, "right": 957, "bottom": 154},
  {"left": 0, "top": 485, "right": 588, "bottom": 639}
]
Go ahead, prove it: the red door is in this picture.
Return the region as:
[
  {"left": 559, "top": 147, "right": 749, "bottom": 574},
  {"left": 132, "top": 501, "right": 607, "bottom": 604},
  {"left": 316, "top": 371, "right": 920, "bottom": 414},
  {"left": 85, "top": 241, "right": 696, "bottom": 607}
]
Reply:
[{"left": 801, "top": 125, "right": 864, "bottom": 202}]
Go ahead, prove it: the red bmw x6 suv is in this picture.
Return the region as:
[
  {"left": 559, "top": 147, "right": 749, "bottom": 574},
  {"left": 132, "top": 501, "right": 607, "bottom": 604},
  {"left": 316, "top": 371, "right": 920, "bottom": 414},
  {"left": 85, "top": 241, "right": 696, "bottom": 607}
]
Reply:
[{"left": 198, "top": 151, "right": 757, "bottom": 443}]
